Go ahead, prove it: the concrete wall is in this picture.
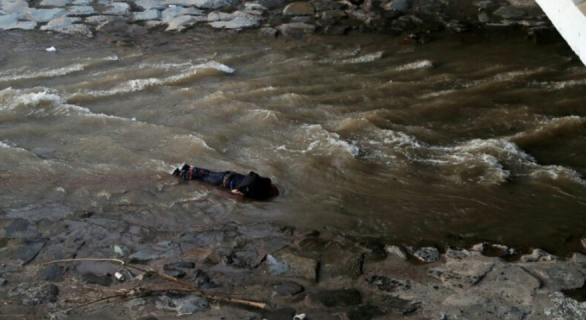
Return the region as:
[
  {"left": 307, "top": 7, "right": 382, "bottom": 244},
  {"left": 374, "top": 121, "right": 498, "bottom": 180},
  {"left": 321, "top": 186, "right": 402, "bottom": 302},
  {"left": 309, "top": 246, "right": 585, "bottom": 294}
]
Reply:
[{"left": 535, "top": 0, "right": 586, "bottom": 65}]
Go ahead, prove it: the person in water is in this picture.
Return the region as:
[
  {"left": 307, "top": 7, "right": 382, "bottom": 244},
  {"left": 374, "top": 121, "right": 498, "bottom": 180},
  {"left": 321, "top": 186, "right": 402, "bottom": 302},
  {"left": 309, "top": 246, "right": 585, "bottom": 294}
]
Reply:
[{"left": 171, "top": 163, "right": 279, "bottom": 200}]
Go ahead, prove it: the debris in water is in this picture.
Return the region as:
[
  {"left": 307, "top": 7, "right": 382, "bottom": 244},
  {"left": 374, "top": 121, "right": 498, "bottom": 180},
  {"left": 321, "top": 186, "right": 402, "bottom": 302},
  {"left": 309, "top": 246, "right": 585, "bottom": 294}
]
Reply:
[{"left": 45, "top": 46, "right": 57, "bottom": 52}]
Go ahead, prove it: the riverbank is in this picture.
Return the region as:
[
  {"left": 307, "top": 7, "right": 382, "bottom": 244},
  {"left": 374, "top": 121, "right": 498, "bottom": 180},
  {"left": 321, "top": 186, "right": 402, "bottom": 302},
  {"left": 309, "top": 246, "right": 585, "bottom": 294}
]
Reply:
[
  {"left": 1, "top": 206, "right": 586, "bottom": 319},
  {"left": 0, "top": 0, "right": 556, "bottom": 41}
]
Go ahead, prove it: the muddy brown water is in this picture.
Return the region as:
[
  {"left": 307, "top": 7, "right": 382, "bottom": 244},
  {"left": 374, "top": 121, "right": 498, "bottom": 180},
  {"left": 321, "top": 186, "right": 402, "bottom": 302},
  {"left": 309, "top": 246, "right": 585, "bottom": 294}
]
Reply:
[{"left": 0, "top": 30, "right": 585, "bottom": 254}]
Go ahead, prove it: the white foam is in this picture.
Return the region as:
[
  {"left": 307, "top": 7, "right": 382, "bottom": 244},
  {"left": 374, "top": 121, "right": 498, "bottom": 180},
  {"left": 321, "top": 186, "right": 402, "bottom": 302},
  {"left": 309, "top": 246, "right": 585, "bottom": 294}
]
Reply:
[
  {"left": 0, "top": 64, "right": 85, "bottom": 82},
  {"left": 395, "top": 60, "right": 433, "bottom": 71},
  {"left": 340, "top": 51, "right": 384, "bottom": 64}
]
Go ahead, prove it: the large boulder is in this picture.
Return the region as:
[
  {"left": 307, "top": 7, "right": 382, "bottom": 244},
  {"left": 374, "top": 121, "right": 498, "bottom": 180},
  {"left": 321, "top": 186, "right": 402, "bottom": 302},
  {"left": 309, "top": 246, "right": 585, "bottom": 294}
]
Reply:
[
  {"left": 133, "top": 9, "right": 161, "bottom": 21},
  {"left": 39, "top": 0, "right": 73, "bottom": 7},
  {"left": 102, "top": 2, "right": 131, "bottom": 16},
  {"left": 135, "top": 0, "right": 165, "bottom": 10},
  {"left": 283, "top": 2, "right": 313, "bottom": 16},
  {"left": 209, "top": 15, "right": 260, "bottom": 29},
  {"left": 67, "top": 5, "right": 97, "bottom": 16},
  {"left": 24, "top": 8, "right": 67, "bottom": 22},
  {"left": 162, "top": 6, "right": 203, "bottom": 21}
]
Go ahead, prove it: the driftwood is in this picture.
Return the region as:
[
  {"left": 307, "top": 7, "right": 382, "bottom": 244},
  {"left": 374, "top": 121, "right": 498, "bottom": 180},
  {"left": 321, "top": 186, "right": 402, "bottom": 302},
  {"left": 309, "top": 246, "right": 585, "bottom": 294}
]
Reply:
[{"left": 41, "top": 258, "right": 268, "bottom": 312}]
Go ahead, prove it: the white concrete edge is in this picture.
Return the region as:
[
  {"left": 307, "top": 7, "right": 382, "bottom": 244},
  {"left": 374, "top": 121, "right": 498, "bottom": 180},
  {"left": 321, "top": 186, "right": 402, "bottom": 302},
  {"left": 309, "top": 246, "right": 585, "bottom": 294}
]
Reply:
[{"left": 535, "top": 0, "right": 586, "bottom": 66}]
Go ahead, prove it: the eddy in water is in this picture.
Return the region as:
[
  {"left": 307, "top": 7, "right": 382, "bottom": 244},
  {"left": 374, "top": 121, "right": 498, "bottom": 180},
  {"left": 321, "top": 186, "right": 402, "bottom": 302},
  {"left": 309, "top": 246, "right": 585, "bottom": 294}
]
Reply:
[{"left": 172, "top": 163, "right": 279, "bottom": 199}]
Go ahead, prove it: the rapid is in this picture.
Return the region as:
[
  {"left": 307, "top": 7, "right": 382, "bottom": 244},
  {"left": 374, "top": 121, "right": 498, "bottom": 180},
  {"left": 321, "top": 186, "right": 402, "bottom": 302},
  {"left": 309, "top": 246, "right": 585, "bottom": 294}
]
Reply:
[{"left": 1, "top": 30, "right": 585, "bottom": 254}]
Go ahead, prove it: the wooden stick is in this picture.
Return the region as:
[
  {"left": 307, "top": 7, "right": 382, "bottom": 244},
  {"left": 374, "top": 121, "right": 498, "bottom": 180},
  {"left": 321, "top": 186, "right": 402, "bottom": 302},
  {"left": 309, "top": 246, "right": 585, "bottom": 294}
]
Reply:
[{"left": 41, "top": 258, "right": 268, "bottom": 309}]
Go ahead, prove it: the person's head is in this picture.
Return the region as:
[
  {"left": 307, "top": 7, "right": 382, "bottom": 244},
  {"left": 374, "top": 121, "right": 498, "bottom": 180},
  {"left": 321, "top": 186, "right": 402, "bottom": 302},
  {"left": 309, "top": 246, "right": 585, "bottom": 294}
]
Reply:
[{"left": 237, "top": 172, "right": 279, "bottom": 199}]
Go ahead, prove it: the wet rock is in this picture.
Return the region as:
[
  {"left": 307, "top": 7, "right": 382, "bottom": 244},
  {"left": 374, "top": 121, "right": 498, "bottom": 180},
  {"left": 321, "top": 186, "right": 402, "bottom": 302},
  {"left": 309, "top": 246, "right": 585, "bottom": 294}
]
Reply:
[
  {"left": 84, "top": 15, "right": 120, "bottom": 28},
  {"left": 1, "top": 0, "right": 28, "bottom": 13},
  {"left": 164, "top": 269, "right": 186, "bottom": 278},
  {"left": 323, "top": 253, "right": 363, "bottom": 279},
  {"left": 305, "top": 289, "right": 361, "bottom": 308},
  {"left": 260, "top": 27, "right": 278, "bottom": 37},
  {"left": 581, "top": 238, "right": 586, "bottom": 251},
  {"left": 323, "top": 25, "right": 349, "bottom": 36},
  {"left": 520, "top": 248, "right": 558, "bottom": 262},
  {"left": 133, "top": 9, "right": 162, "bottom": 21},
  {"left": 0, "top": 13, "right": 37, "bottom": 30},
  {"left": 209, "top": 16, "right": 261, "bottom": 29},
  {"left": 41, "top": 15, "right": 80, "bottom": 30},
  {"left": 475, "top": 1, "right": 494, "bottom": 10},
  {"left": 530, "top": 264, "right": 585, "bottom": 290},
  {"left": 25, "top": 8, "right": 67, "bottom": 23},
  {"left": 258, "top": 0, "right": 288, "bottom": 10},
  {"left": 386, "top": 0, "right": 412, "bottom": 12},
  {"left": 266, "top": 252, "right": 318, "bottom": 281},
  {"left": 67, "top": 5, "right": 97, "bottom": 17},
  {"left": 9, "top": 241, "right": 46, "bottom": 265},
  {"left": 38, "top": 265, "right": 65, "bottom": 282},
  {"left": 545, "top": 291, "right": 586, "bottom": 320},
  {"left": 428, "top": 259, "right": 494, "bottom": 288},
  {"left": 0, "top": 278, "right": 6, "bottom": 287},
  {"left": 81, "top": 272, "right": 112, "bottom": 286},
  {"left": 4, "top": 218, "right": 40, "bottom": 239},
  {"left": 181, "top": 230, "right": 226, "bottom": 246},
  {"left": 478, "top": 12, "right": 490, "bottom": 23},
  {"left": 413, "top": 247, "right": 440, "bottom": 263},
  {"left": 262, "top": 308, "right": 296, "bottom": 320},
  {"left": 194, "top": 269, "right": 216, "bottom": 289},
  {"left": 225, "top": 250, "right": 260, "bottom": 268},
  {"left": 73, "top": 0, "right": 93, "bottom": 4},
  {"left": 162, "top": 6, "right": 203, "bottom": 20},
  {"left": 102, "top": 2, "right": 131, "bottom": 16},
  {"left": 207, "top": 11, "right": 233, "bottom": 21},
  {"left": 283, "top": 2, "right": 314, "bottom": 16},
  {"left": 445, "top": 248, "right": 472, "bottom": 260},
  {"left": 385, "top": 245, "right": 407, "bottom": 260},
  {"left": 135, "top": 0, "right": 165, "bottom": 10},
  {"left": 156, "top": 294, "right": 209, "bottom": 316},
  {"left": 277, "top": 22, "right": 315, "bottom": 37},
  {"left": 165, "top": 0, "right": 239, "bottom": 10},
  {"left": 51, "top": 23, "right": 93, "bottom": 37},
  {"left": 494, "top": 6, "right": 526, "bottom": 19},
  {"left": 572, "top": 253, "right": 586, "bottom": 265},
  {"left": 345, "top": 305, "right": 384, "bottom": 320},
  {"left": 165, "top": 15, "right": 200, "bottom": 31},
  {"left": 9, "top": 283, "right": 59, "bottom": 306},
  {"left": 40, "top": 0, "right": 73, "bottom": 7},
  {"left": 165, "top": 261, "right": 196, "bottom": 269},
  {"left": 272, "top": 281, "right": 304, "bottom": 296},
  {"left": 368, "top": 275, "right": 411, "bottom": 292},
  {"left": 322, "top": 9, "right": 345, "bottom": 19},
  {"left": 113, "top": 244, "right": 130, "bottom": 257},
  {"left": 129, "top": 249, "right": 168, "bottom": 263}
]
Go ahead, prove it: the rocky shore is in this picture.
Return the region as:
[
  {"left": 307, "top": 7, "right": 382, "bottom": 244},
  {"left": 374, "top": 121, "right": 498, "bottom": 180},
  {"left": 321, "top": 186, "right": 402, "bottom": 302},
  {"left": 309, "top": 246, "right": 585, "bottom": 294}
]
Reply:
[
  {"left": 1, "top": 205, "right": 586, "bottom": 320},
  {"left": 0, "top": 0, "right": 556, "bottom": 40}
]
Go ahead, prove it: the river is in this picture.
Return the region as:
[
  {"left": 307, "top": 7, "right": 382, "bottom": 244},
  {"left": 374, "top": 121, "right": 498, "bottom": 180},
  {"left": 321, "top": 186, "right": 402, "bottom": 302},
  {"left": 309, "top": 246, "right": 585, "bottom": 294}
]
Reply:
[{"left": 1, "top": 30, "right": 585, "bottom": 254}]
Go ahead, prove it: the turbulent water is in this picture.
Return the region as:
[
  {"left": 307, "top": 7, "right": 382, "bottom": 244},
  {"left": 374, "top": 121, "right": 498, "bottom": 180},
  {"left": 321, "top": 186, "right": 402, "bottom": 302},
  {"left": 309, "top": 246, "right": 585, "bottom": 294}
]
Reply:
[{"left": 1, "top": 30, "right": 585, "bottom": 253}]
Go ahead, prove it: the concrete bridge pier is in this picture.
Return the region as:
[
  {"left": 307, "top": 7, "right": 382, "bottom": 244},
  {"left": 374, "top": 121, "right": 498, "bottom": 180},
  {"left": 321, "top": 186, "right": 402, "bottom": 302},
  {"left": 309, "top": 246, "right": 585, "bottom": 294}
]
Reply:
[{"left": 535, "top": 0, "right": 586, "bottom": 65}]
